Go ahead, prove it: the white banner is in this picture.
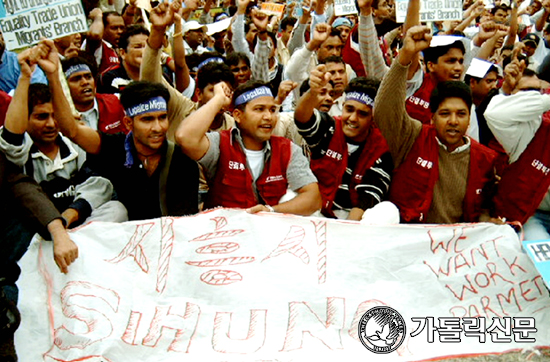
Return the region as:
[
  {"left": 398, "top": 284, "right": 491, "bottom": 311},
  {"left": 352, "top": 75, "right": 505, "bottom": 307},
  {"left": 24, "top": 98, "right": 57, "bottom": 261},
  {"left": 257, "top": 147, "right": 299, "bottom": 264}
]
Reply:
[
  {"left": 15, "top": 209, "right": 550, "bottom": 361},
  {"left": 395, "top": 0, "right": 462, "bottom": 23},
  {"left": 0, "top": 0, "right": 87, "bottom": 50}
]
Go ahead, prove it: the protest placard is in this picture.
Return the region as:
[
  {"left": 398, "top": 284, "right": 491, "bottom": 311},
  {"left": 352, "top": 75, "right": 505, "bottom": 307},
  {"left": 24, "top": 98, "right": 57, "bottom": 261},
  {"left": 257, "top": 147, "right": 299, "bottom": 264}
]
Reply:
[
  {"left": 15, "top": 209, "right": 550, "bottom": 361},
  {"left": 0, "top": 0, "right": 87, "bottom": 50},
  {"left": 334, "top": 0, "right": 357, "bottom": 16},
  {"left": 260, "top": 2, "right": 286, "bottom": 18},
  {"left": 395, "top": 0, "right": 462, "bottom": 23}
]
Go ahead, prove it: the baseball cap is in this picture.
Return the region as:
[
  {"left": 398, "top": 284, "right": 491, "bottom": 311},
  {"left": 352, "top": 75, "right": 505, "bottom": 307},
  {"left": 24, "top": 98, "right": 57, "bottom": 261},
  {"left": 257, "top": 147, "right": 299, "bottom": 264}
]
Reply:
[{"left": 522, "top": 33, "right": 540, "bottom": 47}]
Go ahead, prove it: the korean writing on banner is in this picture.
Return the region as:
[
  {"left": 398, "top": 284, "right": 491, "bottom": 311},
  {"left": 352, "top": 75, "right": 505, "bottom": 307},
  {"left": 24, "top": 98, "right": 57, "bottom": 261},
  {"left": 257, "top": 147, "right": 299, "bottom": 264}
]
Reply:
[{"left": 15, "top": 209, "right": 550, "bottom": 361}]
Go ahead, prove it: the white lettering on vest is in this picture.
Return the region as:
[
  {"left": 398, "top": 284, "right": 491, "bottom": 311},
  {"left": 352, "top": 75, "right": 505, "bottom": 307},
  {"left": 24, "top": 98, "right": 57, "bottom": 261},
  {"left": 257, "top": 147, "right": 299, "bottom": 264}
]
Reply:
[
  {"left": 416, "top": 157, "right": 433, "bottom": 169},
  {"left": 326, "top": 149, "right": 343, "bottom": 161},
  {"left": 532, "top": 159, "right": 550, "bottom": 176},
  {"left": 265, "top": 175, "right": 284, "bottom": 183},
  {"left": 229, "top": 161, "right": 246, "bottom": 171},
  {"left": 408, "top": 96, "right": 430, "bottom": 109}
]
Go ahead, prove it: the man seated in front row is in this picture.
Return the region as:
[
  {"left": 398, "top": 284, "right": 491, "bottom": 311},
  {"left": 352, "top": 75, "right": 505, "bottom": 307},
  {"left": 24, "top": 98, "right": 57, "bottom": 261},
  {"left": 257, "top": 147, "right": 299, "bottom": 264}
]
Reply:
[
  {"left": 295, "top": 66, "right": 392, "bottom": 220},
  {"left": 0, "top": 43, "right": 127, "bottom": 228},
  {"left": 374, "top": 26, "right": 499, "bottom": 224},
  {"left": 177, "top": 80, "right": 321, "bottom": 215},
  {"left": 54, "top": 78, "right": 199, "bottom": 220}
]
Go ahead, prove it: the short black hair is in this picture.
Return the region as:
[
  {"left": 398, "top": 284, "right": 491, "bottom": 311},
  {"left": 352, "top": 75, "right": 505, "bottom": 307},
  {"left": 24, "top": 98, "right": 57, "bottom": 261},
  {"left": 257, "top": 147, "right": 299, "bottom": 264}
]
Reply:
[
  {"left": 232, "top": 80, "right": 272, "bottom": 110},
  {"left": 28, "top": 83, "right": 51, "bottom": 115},
  {"left": 423, "top": 40, "right": 465, "bottom": 65},
  {"left": 61, "top": 56, "right": 98, "bottom": 80},
  {"left": 119, "top": 24, "right": 149, "bottom": 51},
  {"left": 197, "top": 61, "right": 235, "bottom": 91},
  {"left": 344, "top": 77, "right": 380, "bottom": 101},
  {"left": 102, "top": 11, "right": 122, "bottom": 27},
  {"left": 491, "top": 4, "right": 509, "bottom": 15},
  {"left": 280, "top": 16, "right": 297, "bottom": 30},
  {"left": 226, "top": 52, "right": 251, "bottom": 68},
  {"left": 321, "top": 55, "right": 345, "bottom": 65},
  {"left": 119, "top": 81, "right": 170, "bottom": 113},
  {"left": 429, "top": 81, "right": 472, "bottom": 113}
]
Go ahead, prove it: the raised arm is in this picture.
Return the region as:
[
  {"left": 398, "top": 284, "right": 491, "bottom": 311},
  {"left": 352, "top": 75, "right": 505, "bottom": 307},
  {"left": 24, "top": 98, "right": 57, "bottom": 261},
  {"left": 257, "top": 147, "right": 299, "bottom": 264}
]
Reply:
[
  {"left": 358, "top": 0, "right": 389, "bottom": 79},
  {"left": 285, "top": 23, "right": 329, "bottom": 85},
  {"left": 4, "top": 48, "right": 35, "bottom": 135},
  {"left": 232, "top": 0, "right": 255, "bottom": 60},
  {"left": 250, "top": 8, "right": 271, "bottom": 82},
  {"left": 403, "top": 0, "right": 421, "bottom": 80},
  {"left": 294, "top": 64, "right": 330, "bottom": 123},
  {"left": 172, "top": 9, "right": 191, "bottom": 92},
  {"left": 85, "top": 8, "right": 104, "bottom": 55},
  {"left": 287, "top": 0, "right": 311, "bottom": 54},
  {"left": 37, "top": 40, "right": 101, "bottom": 154},
  {"left": 176, "top": 82, "right": 232, "bottom": 160},
  {"left": 374, "top": 25, "right": 430, "bottom": 167}
]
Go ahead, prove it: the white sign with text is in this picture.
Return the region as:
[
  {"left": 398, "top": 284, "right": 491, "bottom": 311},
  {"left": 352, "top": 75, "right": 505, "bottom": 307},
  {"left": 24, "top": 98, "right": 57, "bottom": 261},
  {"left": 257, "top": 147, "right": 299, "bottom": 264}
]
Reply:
[
  {"left": 15, "top": 209, "right": 550, "bottom": 361},
  {"left": 0, "top": 0, "right": 87, "bottom": 50}
]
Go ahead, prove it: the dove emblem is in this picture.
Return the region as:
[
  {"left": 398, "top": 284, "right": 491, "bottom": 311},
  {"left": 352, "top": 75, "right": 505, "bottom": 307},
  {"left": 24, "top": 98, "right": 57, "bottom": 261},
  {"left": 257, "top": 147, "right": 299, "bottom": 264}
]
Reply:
[{"left": 358, "top": 306, "right": 406, "bottom": 354}]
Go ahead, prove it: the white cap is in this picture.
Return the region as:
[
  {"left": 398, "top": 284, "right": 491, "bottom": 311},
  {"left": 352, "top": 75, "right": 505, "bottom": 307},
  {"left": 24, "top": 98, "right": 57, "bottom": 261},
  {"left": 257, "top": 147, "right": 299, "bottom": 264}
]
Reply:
[
  {"left": 429, "top": 35, "right": 463, "bottom": 48},
  {"left": 466, "top": 58, "right": 495, "bottom": 78},
  {"left": 183, "top": 20, "right": 207, "bottom": 34},
  {"left": 206, "top": 18, "right": 231, "bottom": 36}
]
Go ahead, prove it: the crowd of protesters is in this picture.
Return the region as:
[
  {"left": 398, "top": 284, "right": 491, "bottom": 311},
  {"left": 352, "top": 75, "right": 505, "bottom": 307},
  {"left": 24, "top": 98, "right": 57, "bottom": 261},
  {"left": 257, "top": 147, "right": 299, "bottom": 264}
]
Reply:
[{"left": 1, "top": 0, "right": 550, "bottom": 358}]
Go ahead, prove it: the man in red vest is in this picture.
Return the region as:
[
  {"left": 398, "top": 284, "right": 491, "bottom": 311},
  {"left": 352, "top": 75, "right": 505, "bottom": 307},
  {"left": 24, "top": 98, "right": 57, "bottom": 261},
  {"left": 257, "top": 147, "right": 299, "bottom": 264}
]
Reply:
[
  {"left": 374, "top": 25, "right": 499, "bottom": 224},
  {"left": 295, "top": 65, "right": 391, "bottom": 220},
  {"left": 177, "top": 80, "right": 321, "bottom": 215},
  {"left": 62, "top": 56, "right": 127, "bottom": 134},
  {"left": 485, "top": 61, "right": 550, "bottom": 239}
]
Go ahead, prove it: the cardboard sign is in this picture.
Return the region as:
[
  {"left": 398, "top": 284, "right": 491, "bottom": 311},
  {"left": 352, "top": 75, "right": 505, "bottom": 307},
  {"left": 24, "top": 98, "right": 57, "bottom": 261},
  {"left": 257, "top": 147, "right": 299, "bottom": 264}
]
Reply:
[
  {"left": 15, "top": 209, "right": 550, "bottom": 361},
  {"left": 260, "top": 2, "right": 286, "bottom": 18},
  {"left": 0, "top": 0, "right": 87, "bottom": 50},
  {"left": 395, "top": 0, "right": 463, "bottom": 23},
  {"left": 334, "top": 0, "right": 358, "bottom": 16}
]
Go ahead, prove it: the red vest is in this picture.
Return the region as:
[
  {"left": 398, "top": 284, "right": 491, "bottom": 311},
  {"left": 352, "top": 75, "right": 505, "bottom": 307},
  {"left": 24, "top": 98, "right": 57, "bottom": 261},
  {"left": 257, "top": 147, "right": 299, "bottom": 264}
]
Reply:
[
  {"left": 0, "top": 90, "right": 11, "bottom": 127},
  {"left": 310, "top": 116, "right": 389, "bottom": 217},
  {"left": 98, "top": 41, "right": 120, "bottom": 75},
  {"left": 406, "top": 73, "right": 436, "bottom": 124},
  {"left": 96, "top": 93, "right": 127, "bottom": 134},
  {"left": 390, "top": 126, "right": 497, "bottom": 223},
  {"left": 493, "top": 120, "right": 550, "bottom": 224},
  {"left": 205, "top": 130, "right": 291, "bottom": 209}
]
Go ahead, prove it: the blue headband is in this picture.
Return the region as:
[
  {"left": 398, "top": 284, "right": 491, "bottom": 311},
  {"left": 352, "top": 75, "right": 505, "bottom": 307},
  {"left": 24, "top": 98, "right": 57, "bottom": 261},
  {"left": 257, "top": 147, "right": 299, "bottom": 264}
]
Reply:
[
  {"left": 197, "top": 57, "right": 224, "bottom": 71},
  {"left": 345, "top": 91, "right": 374, "bottom": 107},
  {"left": 234, "top": 86, "right": 273, "bottom": 106},
  {"left": 125, "top": 96, "right": 167, "bottom": 117},
  {"left": 65, "top": 64, "right": 91, "bottom": 79}
]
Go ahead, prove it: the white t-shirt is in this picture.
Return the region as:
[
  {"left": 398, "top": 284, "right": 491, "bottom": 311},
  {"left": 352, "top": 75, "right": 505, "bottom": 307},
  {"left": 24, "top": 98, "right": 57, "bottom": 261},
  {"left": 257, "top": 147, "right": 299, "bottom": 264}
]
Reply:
[{"left": 244, "top": 148, "right": 265, "bottom": 181}]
